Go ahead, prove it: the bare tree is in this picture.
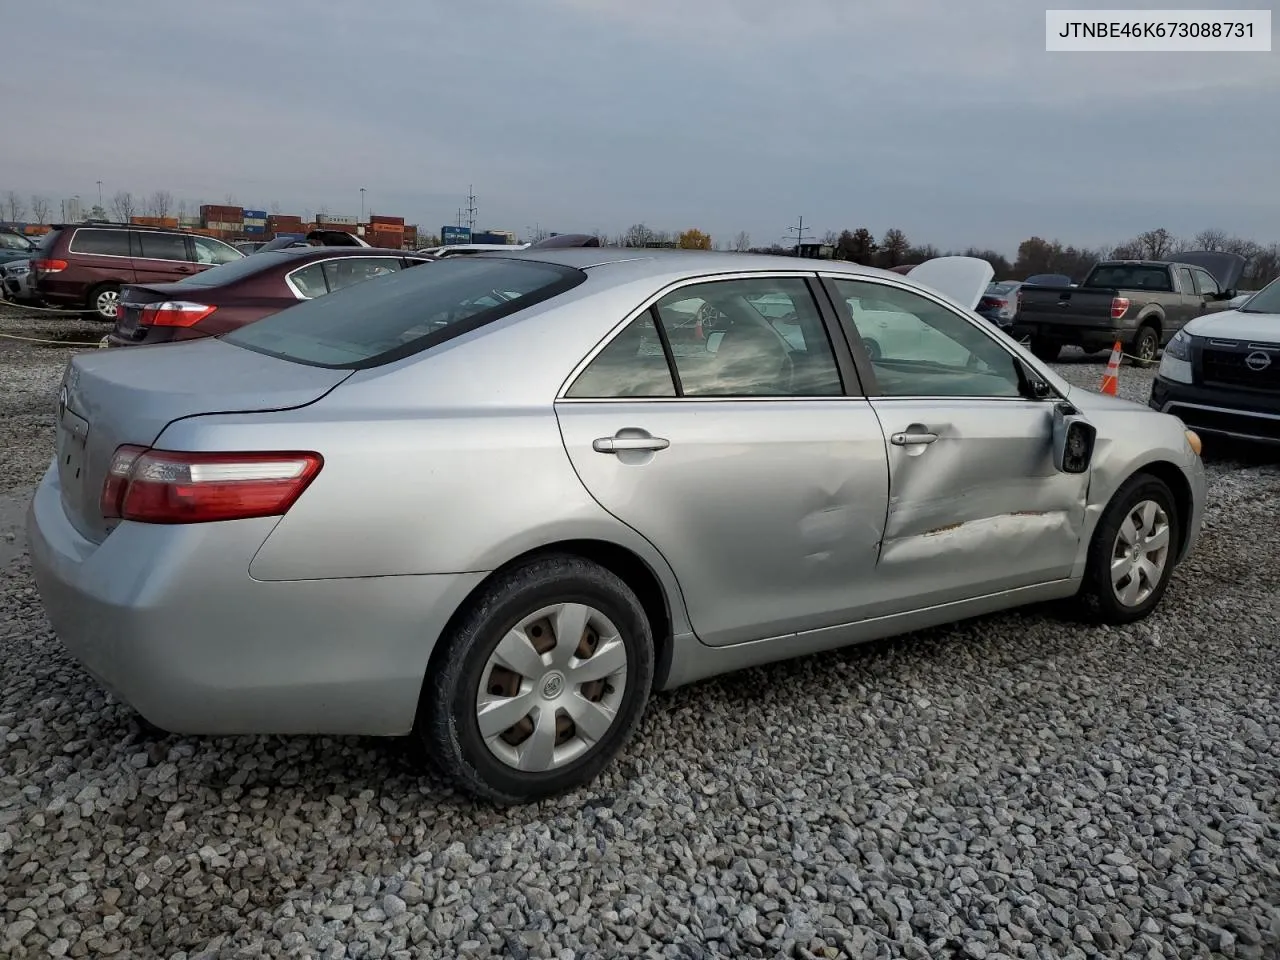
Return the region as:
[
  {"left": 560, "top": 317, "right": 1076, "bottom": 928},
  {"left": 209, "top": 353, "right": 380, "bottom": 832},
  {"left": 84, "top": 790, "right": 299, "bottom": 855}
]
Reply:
[
  {"left": 146, "top": 190, "right": 174, "bottom": 219},
  {"left": 111, "top": 191, "right": 136, "bottom": 223},
  {"left": 177, "top": 199, "right": 188, "bottom": 219},
  {"left": 3, "top": 190, "right": 25, "bottom": 222},
  {"left": 1136, "top": 228, "right": 1176, "bottom": 260},
  {"left": 224, "top": 193, "right": 238, "bottom": 207},
  {"left": 30, "top": 195, "right": 51, "bottom": 225},
  {"left": 880, "top": 228, "right": 911, "bottom": 267},
  {"left": 822, "top": 230, "right": 839, "bottom": 247},
  {"left": 624, "top": 223, "right": 653, "bottom": 248},
  {"left": 1192, "top": 228, "right": 1228, "bottom": 252},
  {"left": 270, "top": 201, "right": 282, "bottom": 215},
  {"left": 732, "top": 230, "right": 751, "bottom": 252}
]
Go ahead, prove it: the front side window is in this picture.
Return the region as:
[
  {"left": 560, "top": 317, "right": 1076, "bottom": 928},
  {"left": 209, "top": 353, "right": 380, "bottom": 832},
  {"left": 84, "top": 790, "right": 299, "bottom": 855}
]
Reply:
[
  {"left": 191, "top": 235, "right": 243, "bottom": 265},
  {"left": 69, "top": 229, "right": 131, "bottom": 257},
  {"left": 1192, "top": 268, "right": 1220, "bottom": 296},
  {"left": 321, "top": 257, "right": 401, "bottom": 293},
  {"left": 566, "top": 276, "right": 843, "bottom": 399},
  {"left": 224, "top": 256, "right": 586, "bottom": 369},
  {"left": 833, "top": 278, "right": 1023, "bottom": 398},
  {"left": 137, "top": 231, "right": 189, "bottom": 262},
  {"left": 0, "top": 233, "right": 31, "bottom": 251}
]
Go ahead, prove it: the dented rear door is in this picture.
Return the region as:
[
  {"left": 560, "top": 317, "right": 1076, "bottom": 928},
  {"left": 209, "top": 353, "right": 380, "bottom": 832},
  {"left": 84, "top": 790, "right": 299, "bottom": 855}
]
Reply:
[{"left": 869, "top": 397, "right": 1087, "bottom": 608}]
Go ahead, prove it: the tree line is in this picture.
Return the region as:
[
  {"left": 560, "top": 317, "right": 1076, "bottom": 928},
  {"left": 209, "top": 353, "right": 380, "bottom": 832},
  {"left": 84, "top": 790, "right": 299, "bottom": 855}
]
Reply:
[{"left": 612, "top": 223, "right": 1280, "bottom": 290}]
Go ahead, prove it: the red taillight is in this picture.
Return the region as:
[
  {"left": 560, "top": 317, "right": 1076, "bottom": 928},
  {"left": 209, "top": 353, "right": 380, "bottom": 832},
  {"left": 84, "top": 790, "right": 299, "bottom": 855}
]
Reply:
[
  {"left": 101, "top": 448, "right": 323, "bottom": 524},
  {"left": 32, "top": 258, "right": 68, "bottom": 274},
  {"left": 100, "top": 444, "right": 148, "bottom": 519},
  {"left": 991, "top": 298, "right": 1008, "bottom": 309},
  {"left": 1111, "top": 297, "right": 1130, "bottom": 320},
  {"left": 139, "top": 301, "right": 217, "bottom": 327}
]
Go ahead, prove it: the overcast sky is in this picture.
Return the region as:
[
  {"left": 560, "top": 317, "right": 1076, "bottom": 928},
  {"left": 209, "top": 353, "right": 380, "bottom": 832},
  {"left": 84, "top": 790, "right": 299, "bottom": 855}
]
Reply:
[{"left": 3, "top": 0, "right": 1277, "bottom": 254}]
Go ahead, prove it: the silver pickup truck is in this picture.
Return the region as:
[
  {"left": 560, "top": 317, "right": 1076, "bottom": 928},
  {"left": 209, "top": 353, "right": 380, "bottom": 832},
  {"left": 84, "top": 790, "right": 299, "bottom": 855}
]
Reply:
[{"left": 1009, "top": 252, "right": 1245, "bottom": 364}]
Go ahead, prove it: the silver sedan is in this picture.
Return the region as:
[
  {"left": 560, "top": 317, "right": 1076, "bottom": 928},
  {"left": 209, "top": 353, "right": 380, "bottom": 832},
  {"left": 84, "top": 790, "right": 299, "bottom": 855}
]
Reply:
[{"left": 28, "top": 249, "right": 1206, "bottom": 804}]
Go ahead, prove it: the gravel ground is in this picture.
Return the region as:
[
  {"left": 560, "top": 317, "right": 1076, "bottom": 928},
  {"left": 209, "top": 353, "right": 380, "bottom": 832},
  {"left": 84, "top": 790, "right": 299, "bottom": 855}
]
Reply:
[{"left": 1, "top": 318, "right": 1278, "bottom": 959}]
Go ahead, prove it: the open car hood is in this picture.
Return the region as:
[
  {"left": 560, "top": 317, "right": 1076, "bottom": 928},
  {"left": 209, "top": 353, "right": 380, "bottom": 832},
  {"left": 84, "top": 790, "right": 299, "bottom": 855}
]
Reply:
[
  {"left": 906, "top": 256, "right": 995, "bottom": 310},
  {"left": 1165, "top": 250, "right": 1246, "bottom": 293}
]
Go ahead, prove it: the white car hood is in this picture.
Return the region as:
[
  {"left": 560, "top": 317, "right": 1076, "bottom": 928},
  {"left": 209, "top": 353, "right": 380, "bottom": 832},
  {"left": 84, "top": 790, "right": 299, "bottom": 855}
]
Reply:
[
  {"left": 1185, "top": 308, "right": 1280, "bottom": 342},
  {"left": 906, "top": 257, "right": 995, "bottom": 310}
]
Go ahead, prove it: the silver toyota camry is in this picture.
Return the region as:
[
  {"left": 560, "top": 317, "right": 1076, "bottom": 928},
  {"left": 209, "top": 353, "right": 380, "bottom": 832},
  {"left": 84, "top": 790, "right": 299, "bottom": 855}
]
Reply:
[{"left": 28, "top": 249, "right": 1206, "bottom": 804}]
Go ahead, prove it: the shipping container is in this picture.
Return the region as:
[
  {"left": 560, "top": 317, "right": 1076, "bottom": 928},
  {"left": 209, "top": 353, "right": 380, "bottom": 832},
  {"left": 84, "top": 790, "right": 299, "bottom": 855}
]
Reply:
[
  {"left": 243, "top": 209, "right": 267, "bottom": 219},
  {"left": 369, "top": 214, "right": 405, "bottom": 226},
  {"left": 243, "top": 225, "right": 265, "bottom": 234},
  {"left": 316, "top": 213, "right": 358, "bottom": 226}
]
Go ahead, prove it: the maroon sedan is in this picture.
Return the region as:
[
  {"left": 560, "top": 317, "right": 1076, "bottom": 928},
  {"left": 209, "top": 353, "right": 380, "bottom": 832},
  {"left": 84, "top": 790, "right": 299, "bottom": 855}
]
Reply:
[{"left": 108, "top": 247, "right": 435, "bottom": 347}]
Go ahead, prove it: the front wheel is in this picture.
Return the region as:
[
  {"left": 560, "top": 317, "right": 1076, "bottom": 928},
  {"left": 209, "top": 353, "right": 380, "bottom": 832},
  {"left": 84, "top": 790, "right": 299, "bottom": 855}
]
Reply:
[
  {"left": 1077, "top": 474, "right": 1180, "bottom": 624},
  {"left": 416, "top": 555, "right": 654, "bottom": 805}
]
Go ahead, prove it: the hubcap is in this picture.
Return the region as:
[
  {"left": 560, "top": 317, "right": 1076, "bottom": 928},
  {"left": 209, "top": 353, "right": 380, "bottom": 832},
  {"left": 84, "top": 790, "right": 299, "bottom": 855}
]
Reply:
[
  {"left": 1139, "top": 336, "right": 1156, "bottom": 360},
  {"left": 97, "top": 290, "right": 119, "bottom": 318},
  {"left": 1110, "top": 499, "right": 1171, "bottom": 606},
  {"left": 476, "top": 602, "right": 628, "bottom": 772}
]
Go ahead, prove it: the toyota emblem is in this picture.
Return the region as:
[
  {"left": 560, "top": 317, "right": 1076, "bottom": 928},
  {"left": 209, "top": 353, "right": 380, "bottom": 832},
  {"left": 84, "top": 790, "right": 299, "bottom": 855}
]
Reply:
[{"left": 1245, "top": 351, "right": 1272, "bottom": 372}]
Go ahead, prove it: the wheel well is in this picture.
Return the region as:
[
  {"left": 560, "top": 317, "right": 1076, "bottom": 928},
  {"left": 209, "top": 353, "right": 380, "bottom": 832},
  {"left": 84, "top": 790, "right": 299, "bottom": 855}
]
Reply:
[
  {"left": 1132, "top": 461, "right": 1194, "bottom": 556},
  {"left": 426, "top": 540, "right": 675, "bottom": 692},
  {"left": 1136, "top": 316, "right": 1161, "bottom": 339}
]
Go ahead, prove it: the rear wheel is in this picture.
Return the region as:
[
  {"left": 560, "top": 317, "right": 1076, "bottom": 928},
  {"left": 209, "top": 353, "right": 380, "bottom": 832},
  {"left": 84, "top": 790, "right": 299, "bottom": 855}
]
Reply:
[
  {"left": 1029, "top": 337, "right": 1061, "bottom": 363},
  {"left": 1077, "top": 474, "right": 1179, "bottom": 624},
  {"left": 85, "top": 283, "right": 120, "bottom": 322},
  {"left": 416, "top": 555, "right": 654, "bottom": 805},
  {"left": 1131, "top": 325, "right": 1159, "bottom": 368}
]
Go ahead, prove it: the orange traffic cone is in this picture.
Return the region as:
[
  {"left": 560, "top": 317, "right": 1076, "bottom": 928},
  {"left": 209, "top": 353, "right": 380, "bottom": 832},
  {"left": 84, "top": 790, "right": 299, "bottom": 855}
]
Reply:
[{"left": 1099, "top": 340, "right": 1122, "bottom": 395}]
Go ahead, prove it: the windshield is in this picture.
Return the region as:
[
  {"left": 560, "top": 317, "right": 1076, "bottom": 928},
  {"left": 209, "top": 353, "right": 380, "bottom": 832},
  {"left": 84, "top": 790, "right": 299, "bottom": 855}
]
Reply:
[
  {"left": 0, "top": 232, "right": 33, "bottom": 252},
  {"left": 172, "top": 250, "right": 295, "bottom": 287},
  {"left": 223, "top": 255, "right": 586, "bottom": 369},
  {"left": 1239, "top": 277, "right": 1280, "bottom": 314}
]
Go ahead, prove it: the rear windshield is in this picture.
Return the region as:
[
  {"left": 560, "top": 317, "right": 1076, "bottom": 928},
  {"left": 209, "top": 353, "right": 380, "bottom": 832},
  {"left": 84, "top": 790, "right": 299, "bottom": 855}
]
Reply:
[
  {"left": 1083, "top": 265, "right": 1172, "bottom": 291},
  {"left": 1239, "top": 277, "right": 1280, "bottom": 314},
  {"left": 986, "top": 282, "right": 1018, "bottom": 295},
  {"left": 173, "top": 250, "right": 296, "bottom": 287},
  {"left": 35, "top": 229, "right": 62, "bottom": 256},
  {"left": 222, "top": 255, "right": 586, "bottom": 369}
]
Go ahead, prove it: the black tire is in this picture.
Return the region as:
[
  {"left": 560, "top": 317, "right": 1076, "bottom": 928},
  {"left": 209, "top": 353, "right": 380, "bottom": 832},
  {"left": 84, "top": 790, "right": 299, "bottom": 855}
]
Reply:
[
  {"left": 1077, "top": 473, "right": 1180, "bottom": 625},
  {"left": 416, "top": 555, "right": 654, "bottom": 805},
  {"left": 1029, "top": 337, "right": 1061, "bottom": 362},
  {"left": 862, "top": 337, "right": 882, "bottom": 361},
  {"left": 1131, "top": 325, "right": 1159, "bottom": 368},
  {"left": 85, "top": 283, "right": 121, "bottom": 322}
]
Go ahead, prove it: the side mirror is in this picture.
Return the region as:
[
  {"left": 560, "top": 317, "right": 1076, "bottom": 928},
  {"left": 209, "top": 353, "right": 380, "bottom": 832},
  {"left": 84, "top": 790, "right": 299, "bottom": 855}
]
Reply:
[
  {"left": 1017, "top": 359, "right": 1055, "bottom": 401},
  {"left": 1052, "top": 401, "right": 1097, "bottom": 474},
  {"left": 706, "top": 331, "right": 725, "bottom": 354}
]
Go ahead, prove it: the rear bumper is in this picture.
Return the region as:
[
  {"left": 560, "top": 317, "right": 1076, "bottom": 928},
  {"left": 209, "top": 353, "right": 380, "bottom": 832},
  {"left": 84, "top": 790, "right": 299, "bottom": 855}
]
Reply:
[
  {"left": 26, "top": 461, "right": 486, "bottom": 736},
  {"left": 1150, "top": 377, "right": 1280, "bottom": 445}
]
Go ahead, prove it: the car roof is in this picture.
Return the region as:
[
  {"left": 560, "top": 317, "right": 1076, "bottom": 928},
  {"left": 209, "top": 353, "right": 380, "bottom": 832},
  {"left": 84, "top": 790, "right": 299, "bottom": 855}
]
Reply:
[
  {"left": 258, "top": 246, "right": 429, "bottom": 262},
  {"left": 475, "top": 247, "right": 909, "bottom": 283}
]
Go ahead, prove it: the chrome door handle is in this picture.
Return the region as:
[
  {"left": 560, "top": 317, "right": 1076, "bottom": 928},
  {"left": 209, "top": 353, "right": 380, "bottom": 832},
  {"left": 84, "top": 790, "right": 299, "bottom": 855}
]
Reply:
[
  {"left": 593, "top": 435, "right": 670, "bottom": 454},
  {"left": 890, "top": 432, "right": 938, "bottom": 446}
]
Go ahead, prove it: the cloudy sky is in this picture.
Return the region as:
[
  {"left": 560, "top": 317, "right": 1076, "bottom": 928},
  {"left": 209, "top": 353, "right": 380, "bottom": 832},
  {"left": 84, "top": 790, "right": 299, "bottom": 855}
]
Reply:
[{"left": 4, "top": 0, "right": 1277, "bottom": 254}]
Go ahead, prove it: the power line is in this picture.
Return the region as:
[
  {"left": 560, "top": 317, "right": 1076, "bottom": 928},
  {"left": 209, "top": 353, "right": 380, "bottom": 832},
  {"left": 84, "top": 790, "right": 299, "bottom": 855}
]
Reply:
[
  {"left": 785, "top": 215, "right": 816, "bottom": 257},
  {"left": 464, "top": 185, "right": 478, "bottom": 233}
]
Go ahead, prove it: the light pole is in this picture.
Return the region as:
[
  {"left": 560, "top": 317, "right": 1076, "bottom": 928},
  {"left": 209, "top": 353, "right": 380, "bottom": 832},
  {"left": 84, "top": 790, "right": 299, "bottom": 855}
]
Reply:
[
  {"left": 96, "top": 180, "right": 103, "bottom": 209},
  {"left": 360, "top": 188, "right": 366, "bottom": 223}
]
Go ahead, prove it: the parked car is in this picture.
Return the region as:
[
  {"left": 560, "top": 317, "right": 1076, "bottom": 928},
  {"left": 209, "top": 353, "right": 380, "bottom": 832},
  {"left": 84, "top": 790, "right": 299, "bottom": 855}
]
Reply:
[
  {"left": 976, "top": 281, "right": 1022, "bottom": 329},
  {"left": 1009, "top": 252, "right": 1244, "bottom": 364},
  {"left": 1, "top": 257, "right": 39, "bottom": 305},
  {"left": 233, "top": 241, "right": 269, "bottom": 255},
  {"left": 107, "top": 246, "right": 435, "bottom": 347},
  {"left": 1150, "top": 274, "right": 1280, "bottom": 445},
  {"left": 29, "top": 250, "right": 1205, "bottom": 805},
  {"left": 0, "top": 229, "right": 37, "bottom": 267},
  {"left": 30, "top": 223, "right": 244, "bottom": 321}
]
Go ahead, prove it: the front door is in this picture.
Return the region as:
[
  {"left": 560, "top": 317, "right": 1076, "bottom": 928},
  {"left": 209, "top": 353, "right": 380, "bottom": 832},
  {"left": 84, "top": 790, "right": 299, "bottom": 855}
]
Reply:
[
  {"left": 556, "top": 274, "right": 890, "bottom": 648},
  {"left": 827, "top": 275, "right": 1089, "bottom": 611}
]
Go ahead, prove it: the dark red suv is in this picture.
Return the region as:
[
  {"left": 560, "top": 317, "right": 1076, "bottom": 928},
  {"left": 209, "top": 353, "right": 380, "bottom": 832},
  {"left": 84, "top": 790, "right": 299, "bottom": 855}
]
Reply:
[
  {"left": 108, "top": 246, "right": 435, "bottom": 347},
  {"left": 30, "top": 223, "right": 243, "bottom": 320}
]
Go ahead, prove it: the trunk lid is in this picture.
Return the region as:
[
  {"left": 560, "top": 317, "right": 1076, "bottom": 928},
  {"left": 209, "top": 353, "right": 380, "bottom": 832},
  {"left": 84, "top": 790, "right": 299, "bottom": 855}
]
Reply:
[
  {"left": 1015, "top": 285, "right": 1119, "bottom": 323},
  {"left": 54, "top": 338, "right": 351, "bottom": 543},
  {"left": 115, "top": 283, "right": 195, "bottom": 342}
]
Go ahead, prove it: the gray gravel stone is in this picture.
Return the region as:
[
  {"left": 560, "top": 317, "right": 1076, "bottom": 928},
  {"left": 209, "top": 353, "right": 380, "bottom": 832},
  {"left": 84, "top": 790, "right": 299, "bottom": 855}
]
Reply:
[{"left": 0, "top": 324, "right": 1277, "bottom": 958}]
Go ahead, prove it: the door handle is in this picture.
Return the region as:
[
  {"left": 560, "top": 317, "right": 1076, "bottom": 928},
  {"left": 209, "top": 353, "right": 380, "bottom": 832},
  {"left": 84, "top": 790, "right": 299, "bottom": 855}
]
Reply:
[
  {"left": 593, "top": 435, "right": 670, "bottom": 454},
  {"left": 890, "top": 431, "right": 938, "bottom": 446}
]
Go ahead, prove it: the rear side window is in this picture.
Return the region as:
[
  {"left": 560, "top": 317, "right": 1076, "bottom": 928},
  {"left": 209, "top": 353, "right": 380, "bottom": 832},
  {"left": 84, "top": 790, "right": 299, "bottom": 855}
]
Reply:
[
  {"left": 68, "top": 229, "right": 131, "bottom": 257},
  {"left": 138, "top": 232, "right": 190, "bottom": 262},
  {"left": 223, "top": 256, "right": 586, "bottom": 369}
]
